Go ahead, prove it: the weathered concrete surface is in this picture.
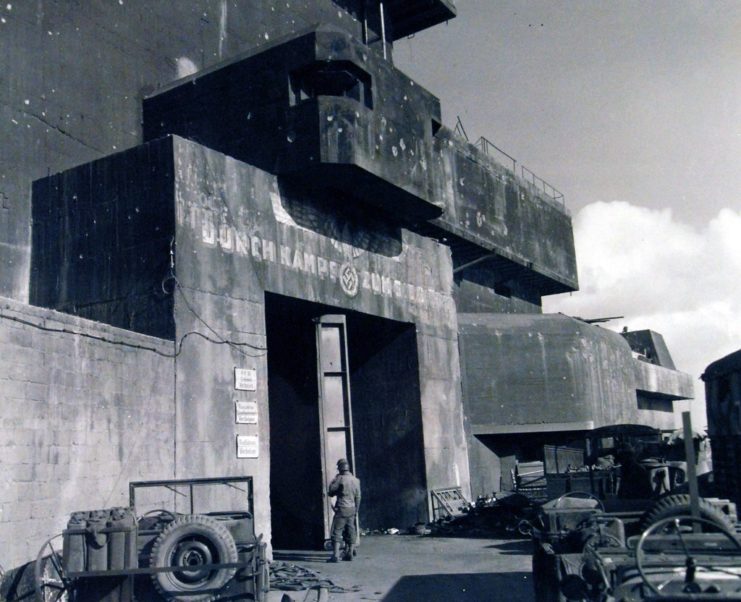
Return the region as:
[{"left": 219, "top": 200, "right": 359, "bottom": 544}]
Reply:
[
  {"left": 0, "top": 296, "right": 174, "bottom": 568},
  {"left": 458, "top": 313, "right": 690, "bottom": 434},
  {"left": 171, "top": 136, "right": 471, "bottom": 545},
  {"left": 458, "top": 312, "right": 693, "bottom": 496},
  {"left": 633, "top": 359, "right": 694, "bottom": 402},
  {"left": 143, "top": 24, "right": 577, "bottom": 305},
  {"left": 432, "top": 128, "right": 578, "bottom": 298},
  {"left": 26, "top": 129, "right": 473, "bottom": 554},
  {"left": 30, "top": 139, "right": 176, "bottom": 339},
  {"left": 621, "top": 329, "right": 677, "bottom": 369},
  {"left": 144, "top": 26, "right": 446, "bottom": 220},
  {"left": 2, "top": 0, "right": 453, "bottom": 302}
]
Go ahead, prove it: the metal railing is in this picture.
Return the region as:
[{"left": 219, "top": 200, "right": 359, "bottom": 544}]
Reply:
[
  {"left": 520, "top": 165, "right": 565, "bottom": 207},
  {"left": 476, "top": 136, "right": 517, "bottom": 173},
  {"left": 453, "top": 115, "right": 566, "bottom": 209},
  {"left": 454, "top": 116, "right": 469, "bottom": 141}
]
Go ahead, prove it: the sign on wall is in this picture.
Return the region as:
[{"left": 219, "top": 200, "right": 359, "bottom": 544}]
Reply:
[
  {"left": 235, "top": 400, "right": 258, "bottom": 424},
  {"left": 236, "top": 435, "right": 259, "bottom": 458},
  {"left": 234, "top": 368, "right": 257, "bottom": 391}
]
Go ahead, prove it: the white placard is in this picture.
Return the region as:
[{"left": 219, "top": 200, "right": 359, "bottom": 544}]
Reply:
[
  {"left": 235, "top": 401, "right": 258, "bottom": 424},
  {"left": 236, "top": 435, "right": 259, "bottom": 459},
  {"left": 234, "top": 368, "right": 257, "bottom": 391}
]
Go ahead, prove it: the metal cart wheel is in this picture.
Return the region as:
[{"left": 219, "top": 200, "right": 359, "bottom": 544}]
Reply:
[{"left": 34, "top": 534, "right": 71, "bottom": 602}]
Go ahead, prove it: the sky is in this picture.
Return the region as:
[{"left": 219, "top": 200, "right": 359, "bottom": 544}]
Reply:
[{"left": 395, "top": 0, "right": 741, "bottom": 429}]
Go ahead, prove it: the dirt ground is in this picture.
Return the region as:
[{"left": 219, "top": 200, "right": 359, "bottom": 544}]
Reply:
[{"left": 268, "top": 533, "right": 535, "bottom": 601}]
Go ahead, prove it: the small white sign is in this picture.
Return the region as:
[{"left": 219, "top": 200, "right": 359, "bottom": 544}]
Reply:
[
  {"left": 236, "top": 401, "right": 258, "bottom": 424},
  {"left": 236, "top": 435, "right": 259, "bottom": 459},
  {"left": 234, "top": 368, "right": 257, "bottom": 391}
]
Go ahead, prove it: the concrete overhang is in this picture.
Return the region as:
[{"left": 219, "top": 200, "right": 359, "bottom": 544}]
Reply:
[
  {"left": 384, "top": 0, "right": 457, "bottom": 40},
  {"left": 633, "top": 359, "right": 694, "bottom": 401},
  {"left": 423, "top": 128, "right": 578, "bottom": 294},
  {"left": 471, "top": 421, "right": 595, "bottom": 436}
]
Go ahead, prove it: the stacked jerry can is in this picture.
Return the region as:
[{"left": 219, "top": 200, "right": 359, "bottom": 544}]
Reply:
[{"left": 62, "top": 507, "right": 138, "bottom": 574}]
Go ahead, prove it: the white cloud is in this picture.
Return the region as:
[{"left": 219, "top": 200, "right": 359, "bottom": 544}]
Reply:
[{"left": 543, "top": 201, "right": 741, "bottom": 429}]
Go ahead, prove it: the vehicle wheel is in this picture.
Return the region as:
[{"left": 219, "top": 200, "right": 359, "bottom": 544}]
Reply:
[
  {"left": 149, "top": 514, "right": 238, "bottom": 602},
  {"left": 34, "top": 535, "right": 70, "bottom": 602},
  {"left": 639, "top": 494, "right": 734, "bottom": 531}
]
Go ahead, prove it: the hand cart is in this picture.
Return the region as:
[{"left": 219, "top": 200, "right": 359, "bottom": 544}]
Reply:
[{"left": 34, "top": 476, "right": 268, "bottom": 602}]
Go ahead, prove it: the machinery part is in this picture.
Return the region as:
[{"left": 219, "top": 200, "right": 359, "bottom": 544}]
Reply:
[
  {"left": 517, "top": 519, "right": 533, "bottom": 536},
  {"left": 255, "top": 541, "right": 269, "bottom": 597},
  {"left": 532, "top": 544, "right": 567, "bottom": 602},
  {"left": 34, "top": 534, "right": 70, "bottom": 602},
  {"left": 639, "top": 494, "right": 734, "bottom": 531},
  {"left": 635, "top": 515, "right": 741, "bottom": 597},
  {"left": 139, "top": 508, "right": 178, "bottom": 521},
  {"left": 584, "top": 530, "right": 624, "bottom": 549},
  {"left": 206, "top": 511, "right": 252, "bottom": 521},
  {"left": 149, "top": 514, "right": 238, "bottom": 602},
  {"left": 553, "top": 491, "right": 604, "bottom": 512}
]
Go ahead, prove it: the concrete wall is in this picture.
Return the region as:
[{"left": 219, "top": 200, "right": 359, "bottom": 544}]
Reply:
[
  {"left": 458, "top": 313, "right": 691, "bottom": 436},
  {"left": 143, "top": 26, "right": 446, "bottom": 221},
  {"left": 0, "top": 0, "right": 386, "bottom": 302},
  {"left": 0, "top": 296, "right": 174, "bottom": 568},
  {"left": 171, "top": 137, "right": 471, "bottom": 537},
  {"left": 30, "top": 140, "right": 176, "bottom": 339},
  {"left": 432, "top": 129, "right": 578, "bottom": 296},
  {"left": 458, "top": 313, "right": 693, "bottom": 496}
]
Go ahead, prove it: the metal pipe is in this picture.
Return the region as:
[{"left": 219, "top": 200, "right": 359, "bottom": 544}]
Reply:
[
  {"left": 682, "top": 411, "right": 700, "bottom": 521},
  {"left": 362, "top": 0, "right": 368, "bottom": 44},
  {"left": 453, "top": 254, "right": 497, "bottom": 274},
  {"left": 379, "top": 1, "right": 387, "bottom": 60}
]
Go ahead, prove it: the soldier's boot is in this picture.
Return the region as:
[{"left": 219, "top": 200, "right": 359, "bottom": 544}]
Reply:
[
  {"left": 328, "top": 541, "right": 341, "bottom": 563},
  {"left": 343, "top": 544, "right": 355, "bottom": 561}
]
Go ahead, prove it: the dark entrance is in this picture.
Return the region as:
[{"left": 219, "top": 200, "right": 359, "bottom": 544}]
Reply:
[{"left": 266, "top": 292, "right": 427, "bottom": 550}]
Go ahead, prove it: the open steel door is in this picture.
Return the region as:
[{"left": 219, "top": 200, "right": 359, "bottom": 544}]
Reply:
[{"left": 315, "top": 315, "right": 357, "bottom": 542}]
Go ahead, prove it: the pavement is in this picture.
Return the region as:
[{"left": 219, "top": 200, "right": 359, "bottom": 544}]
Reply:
[{"left": 267, "top": 533, "right": 535, "bottom": 601}]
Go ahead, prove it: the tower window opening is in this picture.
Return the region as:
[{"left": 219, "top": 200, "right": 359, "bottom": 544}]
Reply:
[{"left": 290, "top": 62, "right": 373, "bottom": 109}]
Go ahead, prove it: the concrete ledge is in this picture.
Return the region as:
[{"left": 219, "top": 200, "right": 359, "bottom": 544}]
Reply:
[
  {"left": 471, "top": 420, "right": 595, "bottom": 435},
  {"left": 0, "top": 295, "right": 174, "bottom": 354},
  {"left": 633, "top": 359, "right": 694, "bottom": 401}
]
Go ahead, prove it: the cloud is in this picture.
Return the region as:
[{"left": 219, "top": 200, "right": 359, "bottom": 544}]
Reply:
[{"left": 543, "top": 201, "right": 741, "bottom": 428}]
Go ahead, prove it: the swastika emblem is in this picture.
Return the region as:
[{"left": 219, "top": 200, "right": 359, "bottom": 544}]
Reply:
[{"left": 339, "top": 262, "right": 359, "bottom": 297}]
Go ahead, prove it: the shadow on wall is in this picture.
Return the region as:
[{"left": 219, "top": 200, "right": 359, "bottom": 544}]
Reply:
[
  {"left": 278, "top": 179, "right": 403, "bottom": 257},
  {"left": 383, "top": 571, "right": 534, "bottom": 601}
]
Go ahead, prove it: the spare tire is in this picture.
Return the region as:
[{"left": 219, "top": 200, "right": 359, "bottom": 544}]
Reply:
[
  {"left": 149, "top": 514, "right": 238, "bottom": 602},
  {"left": 639, "top": 494, "right": 734, "bottom": 531}
]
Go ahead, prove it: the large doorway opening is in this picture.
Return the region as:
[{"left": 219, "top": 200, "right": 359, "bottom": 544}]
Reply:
[{"left": 266, "top": 292, "right": 426, "bottom": 550}]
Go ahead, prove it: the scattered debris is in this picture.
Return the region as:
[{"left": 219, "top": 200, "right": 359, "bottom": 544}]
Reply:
[
  {"left": 429, "top": 491, "right": 538, "bottom": 537},
  {"left": 270, "top": 561, "right": 361, "bottom": 594},
  {"left": 430, "top": 486, "right": 470, "bottom": 520}
]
